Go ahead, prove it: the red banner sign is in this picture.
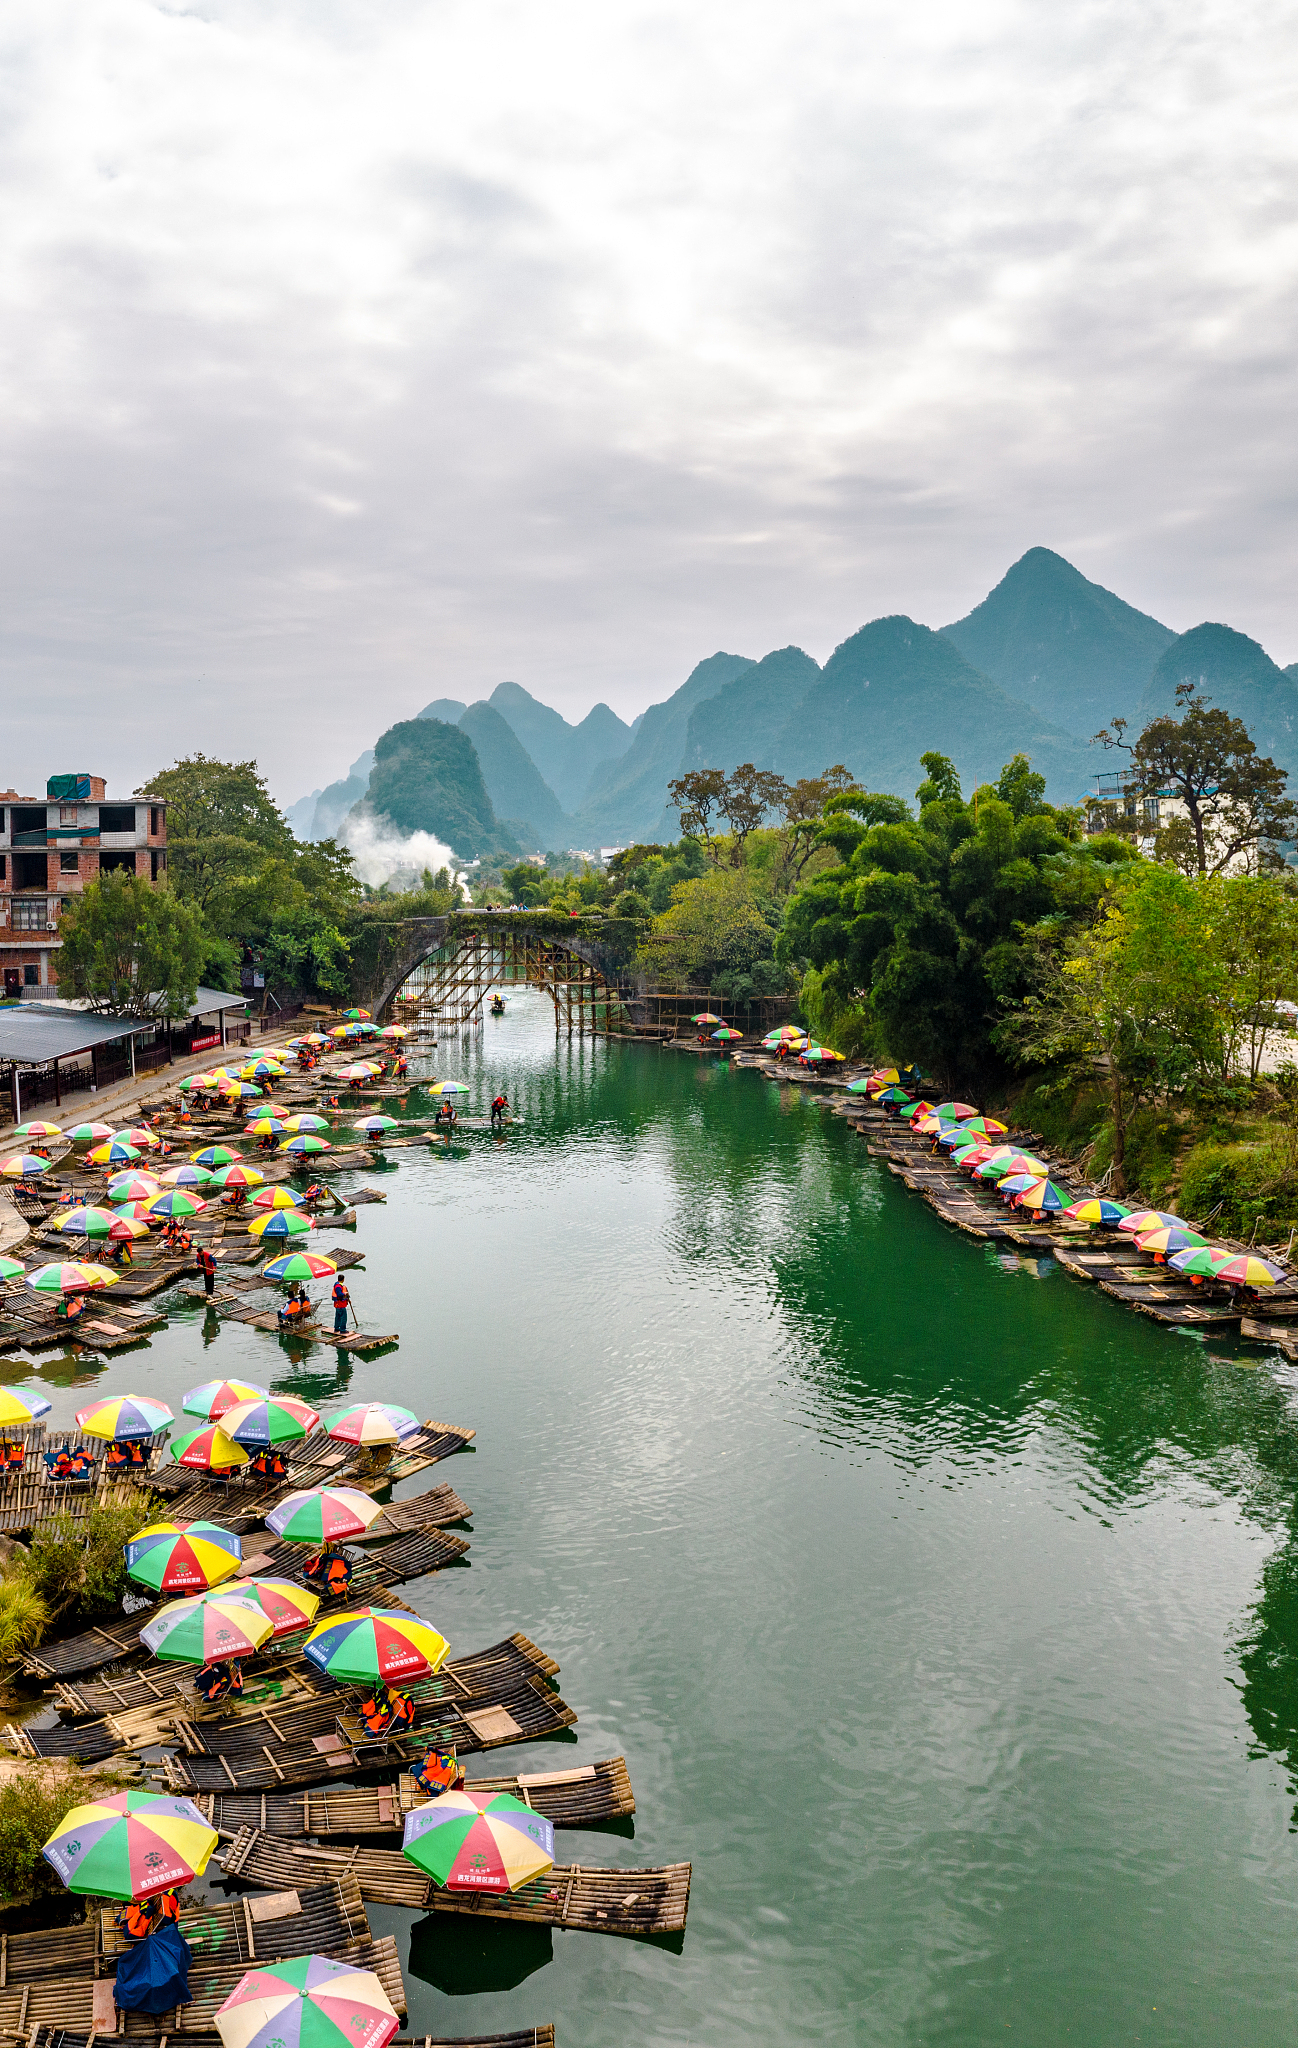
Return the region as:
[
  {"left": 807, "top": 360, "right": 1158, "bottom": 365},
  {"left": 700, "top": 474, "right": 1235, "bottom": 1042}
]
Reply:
[{"left": 189, "top": 1033, "right": 221, "bottom": 1052}]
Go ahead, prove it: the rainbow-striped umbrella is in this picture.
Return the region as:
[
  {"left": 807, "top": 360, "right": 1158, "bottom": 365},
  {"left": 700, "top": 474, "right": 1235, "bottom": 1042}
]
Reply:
[
  {"left": 1213, "top": 1254, "right": 1284, "bottom": 1287},
  {"left": 1063, "top": 1198, "right": 1131, "bottom": 1225},
  {"left": 241, "top": 1059, "right": 286, "bottom": 1080},
  {"left": 1169, "top": 1246, "right": 1235, "bottom": 1280},
  {"left": 30, "top": 1262, "right": 118, "bottom": 1297},
  {"left": 140, "top": 1593, "right": 272, "bottom": 1664},
  {"left": 169, "top": 1423, "right": 250, "bottom": 1472},
  {"left": 211, "top": 1163, "right": 264, "bottom": 1190},
  {"left": 213, "top": 1956, "right": 399, "bottom": 2048},
  {"left": 252, "top": 1186, "right": 301, "bottom": 1209},
  {"left": 326, "top": 1402, "right": 420, "bottom": 1447},
  {"left": 197, "top": 1575, "right": 320, "bottom": 1640},
  {"left": 337, "top": 1064, "right": 380, "bottom": 1083},
  {"left": 66, "top": 1121, "right": 114, "bottom": 1143},
  {"left": 1136, "top": 1225, "right": 1207, "bottom": 1257},
  {"left": 243, "top": 1118, "right": 286, "bottom": 1139},
  {"left": 711, "top": 1027, "right": 743, "bottom": 1042},
  {"left": 158, "top": 1163, "right": 214, "bottom": 1189},
  {"left": 1117, "top": 1209, "right": 1184, "bottom": 1235},
  {"left": 343, "top": 1009, "right": 373, "bottom": 1021},
  {"left": 932, "top": 1102, "right": 979, "bottom": 1121},
  {"left": 107, "top": 1172, "right": 162, "bottom": 1204},
  {"left": 401, "top": 1787, "right": 554, "bottom": 1893},
  {"left": 267, "top": 1487, "right": 383, "bottom": 1545},
  {"left": 145, "top": 1190, "right": 206, "bottom": 1220},
  {"left": 304, "top": 1605, "right": 449, "bottom": 1685},
  {"left": 249, "top": 1209, "right": 314, "bottom": 1240},
  {"left": 220, "top": 1394, "right": 318, "bottom": 1449},
  {"left": 976, "top": 1154, "right": 1047, "bottom": 1182},
  {"left": 113, "top": 1127, "right": 161, "bottom": 1151},
  {"left": 88, "top": 1141, "right": 139, "bottom": 1166},
  {"left": 125, "top": 1520, "right": 242, "bottom": 1593},
  {"left": 76, "top": 1393, "right": 172, "bottom": 1439},
  {"left": 281, "top": 1114, "right": 331, "bottom": 1134},
  {"left": 0, "top": 1385, "right": 51, "bottom": 1427},
  {"left": 13, "top": 1121, "right": 61, "bottom": 1141},
  {"left": 51, "top": 1205, "right": 123, "bottom": 1238},
  {"left": 430, "top": 1080, "right": 468, "bottom": 1097},
  {"left": 279, "top": 1135, "right": 331, "bottom": 1155},
  {"left": 179, "top": 1073, "right": 220, "bottom": 1091},
  {"left": 263, "top": 1251, "right": 338, "bottom": 1282},
  {"left": 219, "top": 1081, "right": 264, "bottom": 1100},
  {"left": 995, "top": 1173, "right": 1040, "bottom": 1199},
  {"left": 42, "top": 1790, "right": 218, "bottom": 1901},
  {"left": 1014, "top": 1178, "right": 1070, "bottom": 1212},
  {"left": 1, "top": 1154, "right": 51, "bottom": 1177},
  {"left": 353, "top": 1115, "right": 398, "bottom": 1135},
  {"left": 183, "top": 1378, "right": 270, "bottom": 1420},
  {"left": 191, "top": 1146, "right": 241, "bottom": 1168},
  {"left": 380, "top": 1026, "right": 408, "bottom": 1041},
  {"left": 0, "top": 1258, "right": 23, "bottom": 1282}
]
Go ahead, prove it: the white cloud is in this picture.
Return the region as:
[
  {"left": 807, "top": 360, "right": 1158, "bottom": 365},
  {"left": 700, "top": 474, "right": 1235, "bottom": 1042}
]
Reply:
[{"left": 0, "top": 0, "right": 1295, "bottom": 800}]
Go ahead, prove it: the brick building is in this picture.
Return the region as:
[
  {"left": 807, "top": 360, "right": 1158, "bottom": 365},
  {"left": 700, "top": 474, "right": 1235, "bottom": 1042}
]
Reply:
[{"left": 0, "top": 774, "right": 167, "bottom": 998}]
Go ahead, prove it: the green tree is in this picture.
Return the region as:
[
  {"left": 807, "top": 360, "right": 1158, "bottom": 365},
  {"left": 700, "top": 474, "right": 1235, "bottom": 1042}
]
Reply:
[
  {"left": 140, "top": 756, "right": 294, "bottom": 912},
  {"left": 646, "top": 867, "right": 782, "bottom": 988},
  {"left": 56, "top": 872, "right": 206, "bottom": 1016},
  {"left": 1095, "top": 684, "right": 1298, "bottom": 875}
]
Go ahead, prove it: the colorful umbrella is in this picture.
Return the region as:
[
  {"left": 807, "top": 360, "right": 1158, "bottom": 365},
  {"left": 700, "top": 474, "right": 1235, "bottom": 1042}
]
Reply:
[
  {"left": 343, "top": 1009, "right": 373, "bottom": 1021},
  {"left": 430, "top": 1081, "right": 469, "bottom": 1097},
  {"left": 995, "top": 1173, "right": 1040, "bottom": 1198},
  {"left": 329, "top": 1025, "right": 352, "bottom": 1040},
  {"left": 65, "top": 1121, "right": 114, "bottom": 1143},
  {"left": 299, "top": 1032, "right": 329, "bottom": 1047},
  {"left": 1212, "top": 1254, "right": 1284, "bottom": 1286},
  {"left": 219, "top": 1394, "right": 319, "bottom": 1449},
  {"left": 183, "top": 1377, "right": 270, "bottom": 1421},
  {"left": 141, "top": 1593, "right": 272, "bottom": 1664},
  {"left": 975, "top": 1154, "right": 1047, "bottom": 1181},
  {"left": 218, "top": 1081, "right": 264, "bottom": 1100},
  {"left": 212, "top": 1163, "right": 265, "bottom": 1189},
  {"left": 337, "top": 1064, "right": 381, "bottom": 1083},
  {"left": 87, "top": 1141, "right": 139, "bottom": 1166},
  {"left": 179, "top": 1073, "right": 219, "bottom": 1091},
  {"left": 115, "top": 1200, "right": 160, "bottom": 1224},
  {"left": 304, "top": 1605, "right": 449, "bottom": 1685},
  {"left": 249, "top": 1209, "right": 315, "bottom": 1239},
  {"left": 107, "top": 1172, "right": 163, "bottom": 1203},
  {"left": 931, "top": 1102, "right": 978, "bottom": 1121},
  {"left": 845, "top": 1078, "right": 876, "bottom": 1093},
  {"left": 252, "top": 1185, "right": 301, "bottom": 1209},
  {"left": 267, "top": 1487, "right": 385, "bottom": 1545},
  {"left": 353, "top": 1115, "right": 399, "bottom": 1135},
  {"left": 29, "top": 1262, "right": 118, "bottom": 1297},
  {"left": 243, "top": 1118, "right": 287, "bottom": 1139},
  {"left": 213, "top": 1955, "right": 399, "bottom": 2048},
  {"left": 169, "top": 1422, "right": 251, "bottom": 1472},
  {"left": 263, "top": 1251, "right": 338, "bottom": 1283},
  {"left": 1, "top": 1154, "right": 51, "bottom": 1177},
  {"left": 691, "top": 1012, "right": 723, "bottom": 1025},
  {"left": 279, "top": 1135, "right": 332, "bottom": 1155},
  {"left": 711, "top": 1027, "right": 743, "bottom": 1042},
  {"left": 1013, "top": 1178, "right": 1070, "bottom": 1212},
  {"left": 380, "top": 1026, "right": 408, "bottom": 1040},
  {"left": 281, "top": 1114, "right": 331, "bottom": 1133},
  {"left": 346, "top": 1022, "right": 381, "bottom": 1037},
  {"left": 200, "top": 1575, "right": 320, "bottom": 1640},
  {"left": 871, "top": 1067, "right": 902, "bottom": 1085},
  {"left": 125, "top": 1520, "right": 242, "bottom": 1593},
  {"left": 13, "top": 1121, "right": 61, "bottom": 1141},
  {"left": 51, "top": 1204, "right": 123, "bottom": 1238},
  {"left": 156, "top": 1164, "right": 214, "bottom": 1191},
  {"left": 0, "top": 1385, "right": 51, "bottom": 1427},
  {"left": 145, "top": 1190, "right": 206, "bottom": 1220},
  {"left": 240, "top": 1059, "right": 286, "bottom": 1080},
  {"left": 807, "top": 1046, "right": 846, "bottom": 1062},
  {"left": 76, "top": 1392, "right": 172, "bottom": 1439},
  {"left": 874, "top": 1086, "right": 912, "bottom": 1104},
  {"left": 113, "top": 1127, "right": 161, "bottom": 1151},
  {"left": 42, "top": 1791, "right": 218, "bottom": 1901},
  {"left": 326, "top": 1402, "right": 420, "bottom": 1447},
  {"left": 1135, "top": 1226, "right": 1208, "bottom": 1256},
  {"left": 0, "top": 1258, "right": 23, "bottom": 1282},
  {"left": 402, "top": 1786, "right": 553, "bottom": 1894},
  {"left": 955, "top": 1115, "right": 1008, "bottom": 1138},
  {"left": 1117, "top": 1210, "right": 1184, "bottom": 1235},
  {"left": 191, "top": 1146, "right": 241, "bottom": 1168},
  {"left": 1169, "top": 1246, "right": 1236, "bottom": 1280},
  {"left": 1063, "top": 1198, "right": 1131, "bottom": 1225}
]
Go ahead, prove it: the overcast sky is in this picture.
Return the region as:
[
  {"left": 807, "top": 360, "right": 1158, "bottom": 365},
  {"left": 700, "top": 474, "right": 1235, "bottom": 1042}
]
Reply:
[{"left": 2, "top": 0, "right": 1295, "bottom": 805}]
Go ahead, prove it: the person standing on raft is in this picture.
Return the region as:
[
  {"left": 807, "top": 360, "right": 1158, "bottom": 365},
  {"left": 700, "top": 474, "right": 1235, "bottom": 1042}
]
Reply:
[{"left": 490, "top": 1090, "right": 509, "bottom": 1129}]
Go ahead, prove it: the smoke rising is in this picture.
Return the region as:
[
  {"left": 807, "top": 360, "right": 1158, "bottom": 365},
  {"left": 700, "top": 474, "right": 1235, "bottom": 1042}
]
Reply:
[{"left": 340, "top": 809, "right": 463, "bottom": 890}]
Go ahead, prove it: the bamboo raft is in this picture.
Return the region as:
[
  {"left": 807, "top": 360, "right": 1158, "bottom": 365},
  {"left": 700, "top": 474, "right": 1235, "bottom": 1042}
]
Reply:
[
  {"left": 194, "top": 1757, "right": 635, "bottom": 1836},
  {"left": 162, "top": 1635, "right": 576, "bottom": 1792},
  {"left": 222, "top": 1829, "right": 691, "bottom": 1939},
  {"left": 97, "top": 1876, "right": 370, "bottom": 1967},
  {"left": 0, "top": 1933, "right": 404, "bottom": 2038}
]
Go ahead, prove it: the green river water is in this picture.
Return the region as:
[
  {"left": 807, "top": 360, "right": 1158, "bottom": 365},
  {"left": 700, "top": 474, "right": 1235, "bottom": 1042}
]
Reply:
[{"left": 26, "top": 994, "right": 1298, "bottom": 2044}]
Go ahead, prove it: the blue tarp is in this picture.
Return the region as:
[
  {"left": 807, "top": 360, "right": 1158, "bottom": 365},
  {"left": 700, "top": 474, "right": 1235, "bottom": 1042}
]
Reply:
[{"left": 114, "top": 1921, "right": 191, "bottom": 2014}]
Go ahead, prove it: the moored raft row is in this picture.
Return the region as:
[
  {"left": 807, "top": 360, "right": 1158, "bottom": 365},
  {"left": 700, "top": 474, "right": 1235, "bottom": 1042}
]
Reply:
[
  {"left": 193, "top": 1758, "right": 636, "bottom": 1837},
  {"left": 222, "top": 1827, "right": 691, "bottom": 1939}
]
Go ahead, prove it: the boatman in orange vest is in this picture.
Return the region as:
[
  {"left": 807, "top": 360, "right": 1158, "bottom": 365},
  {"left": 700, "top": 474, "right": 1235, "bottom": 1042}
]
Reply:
[
  {"left": 196, "top": 1244, "right": 216, "bottom": 1299},
  {"left": 331, "top": 1275, "right": 350, "bottom": 1334}
]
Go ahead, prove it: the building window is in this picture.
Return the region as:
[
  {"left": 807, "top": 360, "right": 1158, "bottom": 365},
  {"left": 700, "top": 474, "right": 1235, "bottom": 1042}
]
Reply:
[
  {"left": 1142, "top": 798, "right": 1160, "bottom": 824},
  {"left": 59, "top": 851, "right": 78, "bottom": 874},
  {"left": 12, "top": 901, "right": 48, "bottom": 931},
  {"left": 0, "top": 856, "right": 6, "bottom": 880},
  {"left": 22, "top": 964, "right": 38, "bottom": 986},
  {"left": 59, "top": 805, "right": 78, "bottom": 826},
  {"left": 99, "top": 804, "right": 136, "bottom": 834},
  {"left": 150, "top": 807, "right": 161, "bottom": 836}
]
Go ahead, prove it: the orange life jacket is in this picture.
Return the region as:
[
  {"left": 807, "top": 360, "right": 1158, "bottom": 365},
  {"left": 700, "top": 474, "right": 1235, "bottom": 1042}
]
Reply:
[{"left": 325, "top": 1556, "right": 351, "bottom": 1595}]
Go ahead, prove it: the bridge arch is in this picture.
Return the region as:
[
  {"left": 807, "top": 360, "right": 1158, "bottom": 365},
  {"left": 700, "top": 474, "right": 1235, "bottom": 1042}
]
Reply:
[{"left": 353, "top": 915, "right": 638, "bottom": 1034}]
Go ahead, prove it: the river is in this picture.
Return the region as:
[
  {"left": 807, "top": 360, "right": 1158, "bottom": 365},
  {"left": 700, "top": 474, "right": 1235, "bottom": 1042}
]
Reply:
[{"left": 28, "top": 993, "right": 1298, "bottom": 2045}]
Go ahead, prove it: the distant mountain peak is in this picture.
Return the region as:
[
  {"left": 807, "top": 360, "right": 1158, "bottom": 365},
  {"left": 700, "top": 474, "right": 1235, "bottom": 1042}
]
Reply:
[{"left": 941, "top": 548, "right": 1175, "bottom": 738}]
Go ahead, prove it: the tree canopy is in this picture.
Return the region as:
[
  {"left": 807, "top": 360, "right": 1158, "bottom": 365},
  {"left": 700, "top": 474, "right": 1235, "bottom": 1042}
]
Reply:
[{"left": 56, "top": 871, "right": 207, "bottom": 1017}]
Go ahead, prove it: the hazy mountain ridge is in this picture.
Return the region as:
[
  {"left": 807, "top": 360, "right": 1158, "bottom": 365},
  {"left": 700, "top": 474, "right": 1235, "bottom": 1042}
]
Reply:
[
  {"left": 458, "top": 701, "right": 570, "bottom": 848},
  {"left": 1138, "top": 622, "right": 1298, "bottom": 782}
]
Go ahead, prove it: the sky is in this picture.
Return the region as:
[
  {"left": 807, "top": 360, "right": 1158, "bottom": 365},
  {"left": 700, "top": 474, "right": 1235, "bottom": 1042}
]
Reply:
[{"left": 2, "top": 0, "right": 1296, "bottom": 807}]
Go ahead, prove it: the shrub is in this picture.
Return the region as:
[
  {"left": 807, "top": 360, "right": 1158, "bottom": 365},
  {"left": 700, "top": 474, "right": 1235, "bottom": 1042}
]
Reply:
[
  {"left": 0, "top": 1577, "right": 48, "bottom": 1663},
  {"left": 0, "top": 1770, "right": 103, "bottom": 1903},
  {"left": 21, "top": 1498, "right": 158, "bottom": 1630}
]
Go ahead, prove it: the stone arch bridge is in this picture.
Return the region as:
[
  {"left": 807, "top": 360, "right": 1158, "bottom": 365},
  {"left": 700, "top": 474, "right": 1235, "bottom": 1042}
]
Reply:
[{"left": 352, "top": 913, "right": 647, "bottom": 1034}]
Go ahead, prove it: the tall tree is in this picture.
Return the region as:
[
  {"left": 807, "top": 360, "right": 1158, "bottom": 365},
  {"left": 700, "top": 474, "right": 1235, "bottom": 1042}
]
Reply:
[
  {"left": 56, "top": 872, "right": 207, "bottom": 1017},
  {"left": 140, "top": 757, "right": 294, "bottom": 913},
  {"left": 1095, "top": 684, "right": 1298, "bottom": 875}
]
